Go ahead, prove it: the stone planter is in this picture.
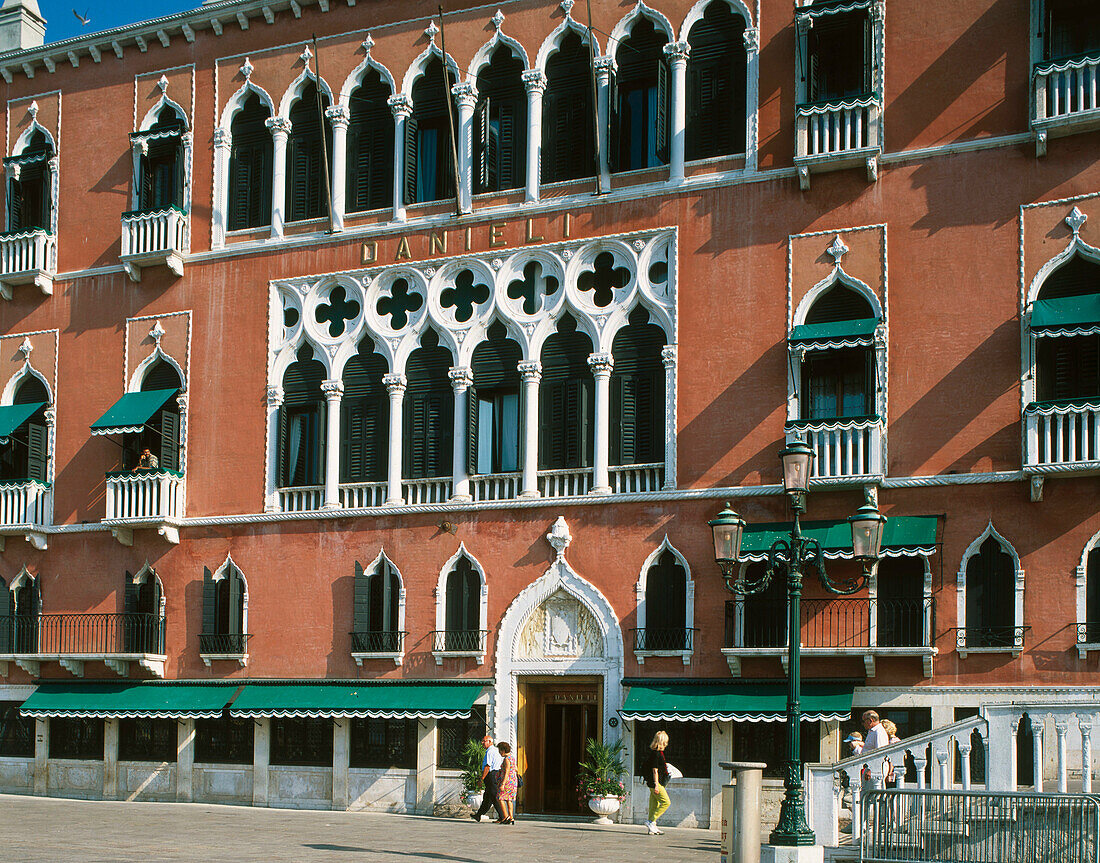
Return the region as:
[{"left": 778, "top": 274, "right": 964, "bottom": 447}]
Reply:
[{"left": 587, "top": 794, "right": 621, "bottom": 825}]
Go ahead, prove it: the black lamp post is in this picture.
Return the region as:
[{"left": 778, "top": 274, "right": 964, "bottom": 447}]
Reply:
[{"left": 708, "top": 440, "right": 886, "bottom": 847}]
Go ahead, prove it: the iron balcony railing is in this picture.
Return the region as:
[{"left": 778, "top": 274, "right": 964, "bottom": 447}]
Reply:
[
  {"left": 861, "top": 788, "right": 1100, "bottom": 863},
  {"left": 198, "top": 632, "right": 250, "bottom": 655},
  {"left": 0, "top": 613, "right": 165, "bottom": 655},
  {"left": 631, "top": 627, "right": 697, "bottom": 652},
  {"left": 1079, "top": 622, "right": 1100, "bottom": 644},
  {"left": 723, "top": 598, "right": 932, "bottom": 649},
  {"left": 350, "top": 630, "right": 407, "bottom": 653},
  {"left": 956, "top": 625, "right": 1029, "bottom": 651},
  {"left": 431, "top": 629, "right": 487, "bottom": 653}
]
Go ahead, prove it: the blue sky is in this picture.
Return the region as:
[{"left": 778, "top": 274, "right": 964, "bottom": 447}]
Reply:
[{"left": 40, "top": 0, "right": 196, "bottom": 45}]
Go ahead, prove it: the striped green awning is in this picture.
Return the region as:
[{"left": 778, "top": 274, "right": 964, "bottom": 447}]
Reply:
[
  {"left": 228, "top": 682, "right": 484, "bottom": 719},
  {"left": 621, "top": 682, "right": 854, "bottom": 723},
  {"left": 0, "top": 401, "right": 44, "bottom": 438},
  {"left": 90, "top": 389, "right": 177, "bottom": 435},
  {"left": 739, "top": 515, "right": 938, "bottom": 562},
  {"left": 1031, "top": 293, "right": 1100, "bottom": 337},
  {"left": 789, "top": 318, "right": 878, "bottom": 349},
  {"left": 19, "top": 681, "right": 237, "bottom": 719}
]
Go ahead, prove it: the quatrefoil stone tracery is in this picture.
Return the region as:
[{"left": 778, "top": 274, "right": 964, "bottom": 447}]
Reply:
[
  {"left": 315, "top": 285, "right": 360, "bottom": 337},
  {"left": 508, "top": 261, "right": 560, "bottom": 315},
  {"left": 440, "top": 268, "right": 490, "bottom": 323},
  {"left": 577, "top": 251, "right": 631, "bottom": 308},
  {"left": 377, "top": 278, "right": 424, "bottom": 330}
]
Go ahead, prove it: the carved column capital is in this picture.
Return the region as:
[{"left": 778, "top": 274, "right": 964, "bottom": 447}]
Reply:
[
  {"left": 213, "top": 127, "right": 232, "bottom": 149},
  {"left": 451, "top": 82, "right": 478, "bottom": 109},
  {"left": 388, "top": 94, "right": 412, "bottom": 120},
  {"left": 448, "top": 366, "right": 474, "bottom": 392},
  {"left": 265, "top": 116, "right": 292, "bottom": 139},
  {"left": 321, "top": 379, "right": 344, "bottom": 399},
  {"left": 743, "top": 27, "right": 760, "bottom": 52},
  {"left": 661, "top": 344, "right": 677, "bottom": 369},
  {"left": 587, "top": 353, "right": 614, "bottom": 377},
  {"left": 662, "top": 41, "right": 690, "bottom": 65},
  {"left": 518, "top": 360, "right": 542, "bottom": 383},
  {"left": 383, "top": 372, "right": 407, "bottom": 394},
  {"left": 593, "top": 56, "right": 616, "bottom": 83},
  {"left": 325, "top": 105, "right": 350, "bottom": 129},
  {"left": 521, "top": 69, "right": 547, "bottom": 94},
  {"left": 42, "top": 408, "right": 55, "bottom": 426},
  {"left": 266, "top": 385, "right": 284, "bottom": 408}
]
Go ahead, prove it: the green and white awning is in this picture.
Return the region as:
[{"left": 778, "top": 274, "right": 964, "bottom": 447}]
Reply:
[
  {"left": 739, "top": 515, "right": 938, "bottom": 562},
  {"left": 1031, "top": 293, "right": 1100, "bottom": 338},
  {"left": 90, "top": 389, "right": 177, "bottom": 435},
  {"left": 789, "top": 318, "right": 879, "bottom": 351},
  {"left": 0, "top": 401, "right": 45, "bottom": 439},
  {"left": 19, "top": 681, "right": 237, "bottom": 719},
  {"left": 228, "top": 681, "right": 484, "bottom": 719},
  {"left": 621, "top": 682, "right": 855, "bottom": 723}
]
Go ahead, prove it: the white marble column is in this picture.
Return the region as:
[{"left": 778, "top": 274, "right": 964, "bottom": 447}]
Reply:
[
  {"left": 1032, "top": 717, "right": 1045, "bottom": 791},
  {"left": 326, "top": 105, "right": 349, "bottom": 232},
  {"left": 265, "top": 116, "right": 292, "bottom": 239},
  {"left": 594, "top": 57, "right": 614, "bottom": 191},
  {"left": 212, "top": 128, "right": 231, "bottom": 248},
  {"left": 521, "top": 70, "right": 546, "bottom": 202},
  {"left": 176, "top": 719, "right": 194, "bottom": 802},
  {"left": 452, "top": 83, "right": 476, "bottom": 214},
  {"left": 663, "top": 41, "right": 690, "bottom": 181},
  {"left": 332, "top": 718, "right": 349, "bottom": 811},
  {"left": 588, "top": 353, "right": 613, "bottom": 495},
  {"left": 103, "top": 718, "right": 119, "bottom": 799},
  {"left": 253, "top": 718, "right": 270, "bottom": 806},
  {"left": 176, "top": 392, "right": 188, "bottom": 475},
  {"left": 322, "top": 380, "right": 344, "bottom": 509},
  {"left": 384, "top": 373, "right": 406, "bottom": 504},
  {"left": 388, "top": 95, "right": 411, "bottom": 222},
  {"left": 661, "top": 345, "right": 676, "bottom": 489},
  {"left": 416, "top": 718, "right": 437, "bottom": 815},
  {"left": 265, "top": 385, "right": 284, "bottom": 512},
  {"left": 449, "top": 367, "right": 473, "bottom": 501},
  {"left": 743, "top": 27, "right": 760, "bottom": 173},
  {"left": 130, "top": 139, "right": 146, "bottom": 211},
  {"left": 518, "top": 361, "right": 541, "bottom": 497},
  {"left": 33, "top": 717, "right": 47, "bottom": 795}
]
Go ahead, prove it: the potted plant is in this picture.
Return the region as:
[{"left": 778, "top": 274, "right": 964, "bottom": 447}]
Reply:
[
  {"left": 460, "top": 738, "right": 486, "bottom": 811},
  {"left": 576, "top": 737, "right": 627, "bottom": 825}
]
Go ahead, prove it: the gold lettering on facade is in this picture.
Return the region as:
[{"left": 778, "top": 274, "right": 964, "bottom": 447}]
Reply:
[
  {"left": 429, "top": 231, "right": 447, "bottom": 255},
  {"left": 525, "top": 218, "right": 543, "bottom": 244},
  {"left": 395, "top": 236, "right": 411, "bottom": 260},
  {"left": 489, "top": 222, "right": 506, "bottom": 247},
  {"left": 563, "top": 212, "right": 571, "bottom": 239},
  {"left": 361, "top": 241, "right": 377, "bottom": 264}
]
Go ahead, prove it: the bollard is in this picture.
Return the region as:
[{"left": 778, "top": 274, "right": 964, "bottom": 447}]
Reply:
[{"left": 720, "top": 761, "right": 766, "bottom": 863}]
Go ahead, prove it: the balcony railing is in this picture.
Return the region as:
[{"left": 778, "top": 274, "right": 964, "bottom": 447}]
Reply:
[
  {"left": 0, "top": 479, "right": 51, "bottom": 529},
  {"left": 198, "top": 632, "right": 250, "bottom": 655},
  {"left": 351, "top": 630, "right": 407, "bottom": 653},
  {"left": 955, "top": 625, "right": 1029, "bottom": 655},
  {"left": 402, "top": 477, "right": 452, "bottom": 505},
  {"left": 1025, "top": 402, "right": 1100, "bottom": 469},
  {"left": 0, "top": 228, "right": 55, "bottom": 297},
  {"left": 339, "top": 481, "right": 387, "bottom": 508},
  {"left": 538, "top": 468, "right": 593, "bottom": 498},
  {"left": 609, "top": 463, "right": 665, "bottom": 494},
  {"left": 631, "top": 627, "right": 696, "bottom": 652},
  {"left": 0, "top": 612, "right": 165, "bottom": 656},
  {"left": 469, "top": 472, "right": 522, "bottom": 501},
  {"left": 280, "top": 485, "right": 324, "bottom": 512},
  {"left": 120, "top": 207, "right": 187, "bottom": 280},
  {"left": 795, "top": 93, "right": 881, "bottom": 186},
  {"left": 431, "top": 629, "right": 487, "bottom": 653},
  {"left": 105, "top": 469, "right": 185, "bottom": 522},
  {"left": 787, "top": 416, "right": 884, "bottom": 481},
  {"left": 1033, "top": 54, "right": 1100, "bottom": 152}
]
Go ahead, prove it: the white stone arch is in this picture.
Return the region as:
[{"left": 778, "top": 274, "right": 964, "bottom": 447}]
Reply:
[
  {"left": 355, "top": 548, "right": 408, "bottom": 666},
  {"left": 212, "top": 81, "right": 276, "bottom": 248},
  {"left": 9, "top": 564, "right": 34, "bottom": 593},
  {"left": 339, "top": 52, "right": 397, "bottom": 107},
  {"left": 277, "top": 68, "right": 335, "bottom": 120},
  {"left": 271, "top": 337, "right": 335, "bottom": 387},
  {"left": 433, "top": 543, "right": 489, "bottom": 664},
  {"left": 1025, "top": 235, "right": 1100, "bottom": 308},
  {"left": 131, "top": 561, "right": 167, "bottom": 619},
  {"left": 12, "top": 120, "right": 55, "bottom": 156},
  {"left": 467, "top": 26, "right": 530, "bottom": 85},
  {"left": 679, "top": 0, "right": 754, "bottom": 38},
  {"left": 632, "top": 536, "right": 694, "bottom": 664},
  {"left": 955, "top": 522, "right": 1025, "bottom": 659},
  {"left": 211, "top": 553, "right": 250, "bottom": 637},
  {"left": 530, "top": 303, "right": 602, "bottom": 362},
  {"left": 1076, "top": 529, "right": 1100, "bottom": 652},
  {"left": 217, "top": 81, "right": 276, "bottom": 132},
  {"left": 401, "top": 43, "right": 462, "bottom": 98},
  {"left": 793, "top": 266, "right": 882, "bottom": 327},
  {"left": 535, "top": 14, "right": 600, "bottom": 74},
  {"left": 0, "top": 362, "right": 52, "bottom": 406},
  {"left": 392, "top": 326, "right": 458, "bottom": 380},
  {"left": 463, "top": 312, "right": 529, "bottom": 368},
  {"left": 603, "top": 297, "right": 674, "bottom": 355},
  {"left": 493, "top": 517, "right": 624, "bottom": 748},
  {"left": 609, "top": 1, "right": 676, "bottom": 56},
  {"left": 138, "top": 95, "right": 189, "bottom": 132},
  {"left": 129, "top": 347, "right": 186, "bottom": 394}
]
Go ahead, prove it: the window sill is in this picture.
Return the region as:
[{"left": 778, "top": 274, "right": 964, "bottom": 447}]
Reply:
[
  {"left": 721, "top": 645, "right": 936, "bottom": 678},
  {"left": 956, "top": 646, "right": 1022, "bottom": 660},
  {"left": 431, "top": 650, "right": 485, "bottom": 666},
  {"left": 0, "top": 652, "right": 166, "bottom": 678},
  {"left": 1078, "top": 642, "right": 1100, "bottom": 660},
  {"left": 199, "top": 652, "right": 248, "bottom": 668},
  {"left": 351, "top": 650, "right": 403, "bottom": 667},
  {"left": 634, "top": 649, "right": 692, "bottom": 666}
]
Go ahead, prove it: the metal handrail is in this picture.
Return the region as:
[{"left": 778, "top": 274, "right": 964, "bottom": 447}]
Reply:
[
  {"left": 722, "top": 597, "right": 931, "bottom": 649},
  {"left": 350, "top": 630, "right": 407, "bottom": 653},
  {"left": 0, "top": 612, "right": 165, "bottom": 655},
  {"left": 1078, "top": 622, "right": 1100, "bottom": 644},
  {"left": 198, "top": 632, "right": 250, "bottom": 654},
  {"left": 955, "top": 625, "right": 1030, "bottom": 650},
  {"left": 430, "top": 629, "right": 487, "bottom": 652},
  {"left": 630, "top": 627, "right": 697, "bottom": 651}
]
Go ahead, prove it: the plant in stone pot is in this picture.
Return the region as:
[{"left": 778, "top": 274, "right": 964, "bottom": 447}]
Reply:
[
  {"left": 576, "top": 737, "right": 627, "bottom": 825},
  {"left": 460, "top": 739, "right": 486, "bottom": 809}
]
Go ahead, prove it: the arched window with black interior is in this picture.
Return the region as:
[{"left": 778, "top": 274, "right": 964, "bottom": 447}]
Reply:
[
  {"left": 278, "top": 345, "right": 326, "bottom": 489},
  {"left": 10, "top": 572, "right": 39, "bottom": 654},
  {"left": 685, "top": 0, "right": 747, "bottom": 160},
  {"left": 542, "top": 31, "right": 596, "bottom": 184},
  {"left": 725, "top": 562, "right": 787, "bottom": 649},
  {"left": 641, "top": 550, "right": 690, "bottom": 651},
  {"left": 403, "top": 329, "right": 454, "bottom": 484},
  {"left": 340, "top": 339, "right": 388, "bottom": 488},
  {"left": 406, "top": 57, "right": 457, "bottom": 205},
  {"left": 610, "top": 307, "right": 665, "bottom": 472},
  {"left": 1032, "top": 255, "right": 1100, "bottom": 405},
  {"left": 352, "top": 556, "right": 402, "bottom": 654},
  {"left": 964, "top": 537, "right": 1016, "bottom": 649},
  {"left": 227, "top": 93, "right": 273, "bottom": 231},
  {"left": 4, "top": 129, "right": 53, "bottom": 233},
  {"left": 124, "top": 567, "right": 165, "bottom": 655},
  {"left": 286, "top": 81, "right": 333, "bottom": 223},
  {"left": 469, "top": 321, "right": 522, "bottom": 480},
  {"left": 611, "top": 17, "right": 669, "bottom": 172},
  {"left": 201, "top": 561, "right": 248, "bottom": 657},
  {"left": 473, "top": 46, "right": 527, "bottom": 194},
  {"left": 538, "top": 314, "right": 594, "bottom": 474},
  {"left": 442, "top": 554, "right": 481, "bottom": 651},
  {"left": 0, "top": 374, "right": 48, "bottom": 484},
  {"left": 796, "top": 284, "right": 876, "bottom": 422},
  {"left": 132, "top": 105, "right": 185, "bottom": 214},
  {"left": 127, "top": 360, "right": 182, "bottom": 474},
  {"left": 347, "top": 69, "right": 395, "bottom": 214}
]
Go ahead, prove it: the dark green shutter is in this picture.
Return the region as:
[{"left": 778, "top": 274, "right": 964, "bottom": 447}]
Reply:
[
  {"left": 8, "top": 178, "right": 23, "bottom": 232},
  {"left": 124, "top": 571, "right": 139, "bottom": 614},
  {"left": 383, "top": 563, "right": 397, "bottom": 632},
  {"left": 353, "top": 561, "right": 370, "bottom": 632},
  {"left": 158, "top": 409, "right": 179, "bottom": 472},
  {"left": 202, "top": 567, "right": 216, "bottom": 635},
  {"left": 25, "top": 422, "right": 46, "bottom": 483},
  {"left": 498, "top": 101, "right": 517, "bottom": 190},
  {"left": 0, "top": 583, "right": 10, "bottom": 653},
  {"left": 655, "top": 57, "right": 670, "bottom": 164},
  {"left": 403, "top": 115, "right": 419, "bottom": 205},
  {"left": 228, "top": 566, "right": 242, "bottom": 634},
  {"left": 475, "top": 98, "right": 490, "bottom": 192}
]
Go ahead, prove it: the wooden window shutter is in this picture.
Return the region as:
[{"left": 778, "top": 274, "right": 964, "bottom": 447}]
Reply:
[
  {"left": 637, "top": 370, "right": 661, "bottom": 464},
  {"left": 445, "top": 568, "right": 462, "bottom": 632},
  {"left": 498, "top": 101, "right": 518, "bottom": 190},
  {"left": 228, "top": 567, "right": 243, "bottom": 634},
  {"left": 124, "top": 571, "right": 139, "bottom": 615},
  {"left": 158, "top": 409, "right": 179, "bottom": 472},
  {"left": 466, "top": 383, "right": 479, "bottom": 476},
  {"left": 202, "top": 567, "right": 216, "bottom": 635},
  {"left": 384, "top": 563, "right": 398, "bottom": 632},
  {"left": 475, "top": 98, "right": 490, "bottom": 192},
  {"left": 655, "top": 57, "right": 670, "bottom": 164},
  {"left": 540, "top": 91, "right": 557, "bottom": 182},
  {"left": 464, "top": 565, "right": 478, "bottom": 630},
  {"left": 353, "top": 561, "right": 370, "bottom": 632},
  {"left": 424, "top": 391, "right": 452, "bottom": 478},
  {"left": 539, "top": 380, "right": 565, "bottom": 469},
  {"left": 403, "top": 115, "right": 419, "bottom": 205},
  {"left": 26, "top": 422, "right": 47, "bottom": 483},
  {"left": 368, "top": 127, "right": 392, "bottom": 211},
  {"left": 8, "top": 178, "right": 23, "bottom": 232},
  {"left": 0, "top": 584, "right": 10, "bottom": 652},
  {"left": 138, "top": 154, "right": 154, "bottom": 211},
  {"left": 404, "top": 395, "right": 426, "bottom": 478},
  {"left": 227, "top": 146, "right": 251, "bottom": 230}
]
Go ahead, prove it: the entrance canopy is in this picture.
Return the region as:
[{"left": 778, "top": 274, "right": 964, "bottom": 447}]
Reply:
[
  {"left": 0, "top": 401, "right": 45, "bottom": 439},
  {"left": 1031, "top": 292, "right": 1100, "bottom": 338},
  {"left": 739, "top": 515, "right": 938, "bottom": 562},
  {"left": 90, "top": 388, "right": 178, "bottom": 435},
  {"left": 228, "top": 681, "right": 484, "bottom": 719},
  {"left": 620, "top": 682, "right": 854, "bottom": 723},
  {"left": 20, "top": 681, "right": 237, "bottom": 719}
]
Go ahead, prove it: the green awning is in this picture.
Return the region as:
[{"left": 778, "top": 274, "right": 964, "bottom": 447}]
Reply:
[
  {"left": 740, "top": 515, "right": 938, "bottom": 562},
  {"left": 0, "top": 401, "right": 44, "bottom": 438},
  {"left": 1031, "top": 293, "right": 1100, "bottom": 337},
  {"left": 90, "top": 389, "right": 178, "bottom": 435},
  {"left": 228, "top": 682, "right": 484, "bottom": 719},
  {"left": 19, "top": 681, "right": 237, "bottom": 719},
  {"left": 789, "top": 318, "right": 878, "bottom": 349},
  {"left": 620, "top": 682, "right": 854, "bottom": 723}
]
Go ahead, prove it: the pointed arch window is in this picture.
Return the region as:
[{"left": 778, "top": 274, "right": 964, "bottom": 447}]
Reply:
[
  {"left": 805, "top": 9, "right": 871, "bottom": 104},
  {"left": 469, "top": 321, "right": 521, "bottom": 476},
  {"left": 0, "top": 374, "right": 48, "bottom": 484},
  {"left": 538, "top": 315, "right": 594, "bottom": 471},
  {"left": 279, "top": 345, "right": 326, "bottom": 489},
  {"left": 132, "top": 106, "right": 185, "bottom": 214},
  {"left": 200, "top": 561, "right": 249, "bottom": 661},
  {"left": 403, "top": 329, "right": 454, "bottom": 481},
  {"left": 227, "top": 93, "right": 273, "bottom": 231},
  {"left": 442, "top": 555, "right": 482, "bottom": 653},
  {"left": 8, "top": 573, "right": 39, "bottom": 654},
  {"left": 611, "top": 307, "right": 665, "bottom": 468},
  {"left": 1082, "top": 546, "right": 1100, "bottom": 644},
  {"left": 341, "top": 340, "right": 388, "bottom": 484},
  {"left": 724, "top": 562, "right": 787, "bottom": 651},
  {"left": 124, "top": 359, "right": 182, "bottom": 473},
  {"left": 635, "top": 548, "right": 694, "bottom": 656},
  {"left": 1032, "top": 255, "right": 1100, "bottom": 403},
  {"left": 798, "top": 284, "right": 876, "bottom": 420},
  {"left": 959, "top": 534, "right": 1024, "bottom": 654},
  {"left": 352, "top": 556, "right": 405, "bottom": 659},
  {"left": 610, "top": 17, "right": 670, "bottom": 172},
  {"left": 347, "top": 69, "right": 395, "bottom": 214},
  {"left": 686, "top": 1, "right": 747, "bottom": 160},
  {"left": 407, "top": 57, "right": 457, "bottom": 205},
  {"left": 473, "top": 46, "right": 527, "bottom": 193},
  {"left": 286, "top": 81, "right": 333, "bottom": 223},
  {"left": 5, "top": 129, "right": 53, "bottom": 233},
  {"left": 542, "top": 31, "right": 596, "bottom": 184},
  {"left": 124, "top": 567, "right": 165, "bottom": 655}
]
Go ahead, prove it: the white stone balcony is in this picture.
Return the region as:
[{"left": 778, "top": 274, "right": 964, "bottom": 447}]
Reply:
[
  {"left": 120, "top": 207, "right": 187, "bottom": 282},
  {"left": 0, "top": 229, "right": 55, "bottom": 299},
  {"left": 1025, "top": 401, "right": 1100, "bottom": 474},
  {"left": 537, "top": 468, "right": 593, "bottom": 498},
  {"left": 795, "top": 94, "right": 882, "bottom": 190},
  {"left": 1033, "top": 54, "right": 1100, "bottom": 155},
  {"left": 786, "top": 416, "right": 885, "bottom": 486},
  {"left": 103, "top": 469, "right": 184, "bottom": 546},
  {"left": 0, "top": 480, "right": 51, "bottom": 551}
]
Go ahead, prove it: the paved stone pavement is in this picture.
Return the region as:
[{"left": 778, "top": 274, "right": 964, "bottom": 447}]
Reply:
[{"left": 1, "top": 795, "right": 720, "bottom": 862}]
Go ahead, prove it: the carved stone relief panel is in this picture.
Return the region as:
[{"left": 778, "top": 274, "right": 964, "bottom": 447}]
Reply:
[{"left": 517, "top": 589, "right": 603, "bottom": 660}]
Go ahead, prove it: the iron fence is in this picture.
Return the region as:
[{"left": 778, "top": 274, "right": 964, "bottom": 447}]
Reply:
[
  {"left": 431, "top": 629, "right": 487, "bottom": 653},
  {"left": 722, "top": 598, "right": 930, "bottom": 648},
  {"left": 198, "top": 632, "right": 250, "bottom": 655},
  {"left": 350, "top": 630, "right": 407, "bottom": 653},
  {"left": 631, "top": 627, "right": 697, "bottom": 652},
  {"left": 956, "top": 625, "right": 1029, "bottom": 651},
  {"left": 1078, "top": 622, "right": 1100, "bottom": 644},
  {"left": 0, "top": 613, "right": 165, "bottom": 655},
  {"left": 862, "top": 788, "right": 1100, "bottom": 863}
]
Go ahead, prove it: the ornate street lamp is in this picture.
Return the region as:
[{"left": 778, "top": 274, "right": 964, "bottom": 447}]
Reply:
[{"left": 708, "top": 443, "right": 885, "bottom": 847}]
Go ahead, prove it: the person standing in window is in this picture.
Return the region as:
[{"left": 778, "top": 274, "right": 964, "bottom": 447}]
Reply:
[
  {"left": 472, "top": 732, "right": 505, "bottom": 823},
  {"left": 496, "top": 741, "right": 517, "bottom": 824},
  {"left": 134, "top": 448, "right": 159, "bottom": 471},
  {"left": 644, "top": 730, "right": 671, "bottom": 835}
]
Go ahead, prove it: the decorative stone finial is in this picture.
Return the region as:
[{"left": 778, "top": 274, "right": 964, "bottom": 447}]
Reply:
[
  {"left": 361, "top": 33, "right": 374, "bottom": 55},
  {"left": 300, "top": 44, "right": 313, "bottom": 69},
  {"left": 424, "top": 20, "right": 440, "bottom": 43},
  {"left": 491, "top": 9, "right": 505, "bottom": 30},
  {"left": 827, "top": 234, "right": 849, "bottom": 265},
  {"left": 547, "top": 516, "right": 572, "bottom": 561},
  {"left": 157, "top": 74, "right": 169, "bottom": 93},
  {"left": 18, "top": 337, "right": 32, "bottom": 359},
  {"left": 560, "top": 0, "right": 574, "bottom": 16},
  {"left": 27, "top": 101, "right": 38, "bottom": 121},
  {"left": 149, "top": 320, "right": 166, "bottom": 347},
  {"left": 240, "top": 57, "right": 253, "bottom": 80},
  {"left": 1066, "top": 206, "right": 1088, "bottom": 238}
]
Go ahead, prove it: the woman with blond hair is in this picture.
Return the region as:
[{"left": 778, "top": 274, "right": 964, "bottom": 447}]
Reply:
[{"left": 643, "top": 730, "right": 671, "bottom": 835}]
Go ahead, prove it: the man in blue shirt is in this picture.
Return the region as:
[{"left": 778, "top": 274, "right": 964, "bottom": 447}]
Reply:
[{"left": 473, "top": 732, "right": 505, "bottom": 823}]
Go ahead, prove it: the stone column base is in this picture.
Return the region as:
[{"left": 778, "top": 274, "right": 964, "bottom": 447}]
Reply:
[{"left": 761, "top": 845, "right": 824, "bottom": 863}]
